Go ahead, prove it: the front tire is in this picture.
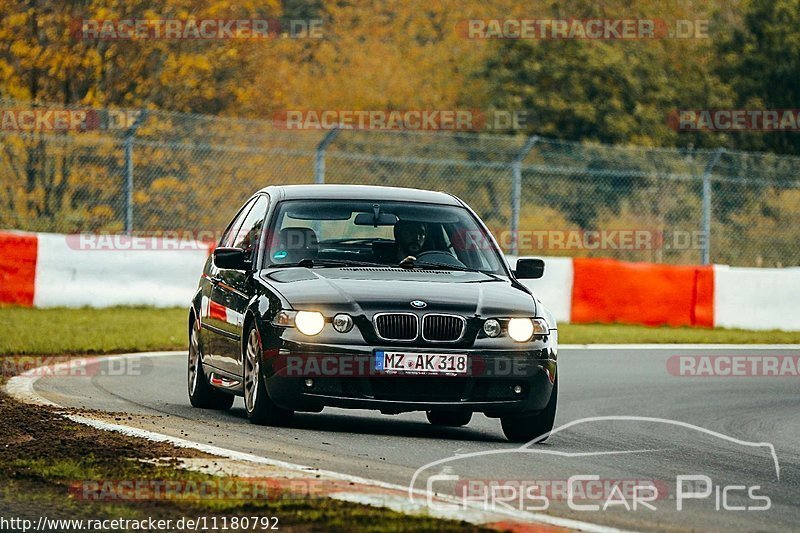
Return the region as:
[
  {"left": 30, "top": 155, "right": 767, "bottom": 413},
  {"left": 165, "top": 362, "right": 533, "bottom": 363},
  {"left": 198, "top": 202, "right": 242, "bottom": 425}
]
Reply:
[
  {"left": 188, "top": 319, "right": 234, "bottom": 410},
  {"left": 500, "top": 379, "right": 558, "bottom": 443},
  {"left": 244, "top": 326, "right": 293, "bottom": 426},
  {"left": 426, "top": 410, "right": 472, "bottom": 427}
]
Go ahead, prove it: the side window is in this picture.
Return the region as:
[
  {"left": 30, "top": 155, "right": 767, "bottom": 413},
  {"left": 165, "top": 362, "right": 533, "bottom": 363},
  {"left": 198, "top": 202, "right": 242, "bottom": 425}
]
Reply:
[
  {"left": 220, "top": 198, "right": 257, "bottom": 248},
  {"left": 232, "top": 195, "right": 269, "bottom": 259}
]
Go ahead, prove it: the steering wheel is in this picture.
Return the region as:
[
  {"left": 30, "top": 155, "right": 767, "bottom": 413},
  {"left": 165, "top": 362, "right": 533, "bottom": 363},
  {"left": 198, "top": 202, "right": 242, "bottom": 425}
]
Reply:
[{"left": 415, "top": 250, "right": 466, "bottom": 267}]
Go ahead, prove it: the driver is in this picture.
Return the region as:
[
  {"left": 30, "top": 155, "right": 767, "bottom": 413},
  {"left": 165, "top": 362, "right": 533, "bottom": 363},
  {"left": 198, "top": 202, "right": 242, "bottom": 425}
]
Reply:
[{"left": 394, "top": 220, "right": 427, "bottom": 259}]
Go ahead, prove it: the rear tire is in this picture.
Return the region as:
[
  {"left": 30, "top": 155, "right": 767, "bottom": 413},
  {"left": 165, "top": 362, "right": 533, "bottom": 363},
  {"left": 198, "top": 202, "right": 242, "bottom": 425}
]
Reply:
[
  {"left": 244, "top": 325, "right": 293, "bottom": 426},
  {"left": 426, "top": 410, "right": 472, "bottom": 427},
  {"left": 501, "top": 379, "right": 557, "bottom": 443},
  {"left": 188, "top": 319, "right": 234, "bottom": 410}
]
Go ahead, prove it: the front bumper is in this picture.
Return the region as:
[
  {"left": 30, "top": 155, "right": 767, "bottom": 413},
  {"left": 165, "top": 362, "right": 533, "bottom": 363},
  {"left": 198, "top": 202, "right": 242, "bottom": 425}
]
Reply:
[{"left": 262, "top": 342, "right": 557, "bottom": 416}]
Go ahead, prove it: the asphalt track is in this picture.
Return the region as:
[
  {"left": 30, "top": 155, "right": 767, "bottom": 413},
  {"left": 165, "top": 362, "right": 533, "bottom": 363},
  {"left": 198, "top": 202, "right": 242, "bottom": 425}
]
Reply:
[{"left": 32, "top": 347, "right": 800, "bottom": 532}]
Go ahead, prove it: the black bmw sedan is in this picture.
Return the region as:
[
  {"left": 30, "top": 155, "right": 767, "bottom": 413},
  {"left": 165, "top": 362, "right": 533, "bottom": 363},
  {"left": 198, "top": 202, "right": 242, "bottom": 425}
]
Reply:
[{"left": 188, "top": 185, "right": 558, "bottom": 442}]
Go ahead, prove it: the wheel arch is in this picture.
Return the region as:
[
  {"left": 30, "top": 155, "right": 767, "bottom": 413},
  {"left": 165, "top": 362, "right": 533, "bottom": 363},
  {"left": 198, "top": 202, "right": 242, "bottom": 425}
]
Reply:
[
  {"left": 241, "top": 308, "right": 257, "bottom": 358},
  {"left": 241, "top": 294, "right": 272, "bottom": 358},
  {"left": 188, "top": 307, "right": 197, "bottom": 334}
]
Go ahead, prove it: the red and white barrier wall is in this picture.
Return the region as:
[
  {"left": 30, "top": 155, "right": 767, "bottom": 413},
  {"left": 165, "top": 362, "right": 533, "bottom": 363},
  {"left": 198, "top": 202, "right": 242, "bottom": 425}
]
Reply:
[
  {"left": 2, "top": 231, "right": 798, "bottom": 330},
  {"left": 713, "top": 265, "right": 800, "bottom": 331},
  {"left": 0, "top": 231, "right": 210, "bottom": 308},
  {"left": 516, "top": 256, "right": 798, "bottom": 331}
]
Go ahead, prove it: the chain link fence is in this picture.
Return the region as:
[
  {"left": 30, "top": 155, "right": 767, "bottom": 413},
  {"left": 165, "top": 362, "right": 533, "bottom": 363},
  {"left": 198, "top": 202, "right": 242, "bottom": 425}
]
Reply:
[{"left": 1, "top": 98, "right": 798, "bottom": 267}]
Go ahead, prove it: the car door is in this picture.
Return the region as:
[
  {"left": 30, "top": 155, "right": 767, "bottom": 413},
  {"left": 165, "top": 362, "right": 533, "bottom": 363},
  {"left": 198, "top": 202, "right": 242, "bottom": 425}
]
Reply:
[
  {"left": 211, "top": 194, "right": 269, "bottom": 376},
  {"left": 202, "top": 197, "right": 257, "bottom": 371}
]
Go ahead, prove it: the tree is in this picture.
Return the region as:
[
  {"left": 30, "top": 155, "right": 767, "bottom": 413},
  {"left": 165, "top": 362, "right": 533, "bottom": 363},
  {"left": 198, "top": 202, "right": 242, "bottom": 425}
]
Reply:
[
  {"left": 715, "top": 0, "right": 800, "bottom": 154},
  {"left": 0, "top": 0, "right": 278, "bottom": 229},
  {"left": 478, "top": 10, "right": 736, "bottom": 147}
]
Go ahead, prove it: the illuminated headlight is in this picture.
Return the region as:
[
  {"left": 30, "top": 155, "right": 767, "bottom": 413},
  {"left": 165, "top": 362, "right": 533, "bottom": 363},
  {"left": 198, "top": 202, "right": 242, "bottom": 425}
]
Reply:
[
  {"left": 507, "top": 317, "right": 549, "bottom": 342},
  {"left": 275, "top": 310, "right": 325, "bottom": 336},
  {"left": 295, "top": 311, "right": 325, "bottom": 336},
  {"left": 483, "top": 319, "right": 502, "bottom": 337},
  {"left": 332, "top": 313, "right": 354, "bottom": 333}
]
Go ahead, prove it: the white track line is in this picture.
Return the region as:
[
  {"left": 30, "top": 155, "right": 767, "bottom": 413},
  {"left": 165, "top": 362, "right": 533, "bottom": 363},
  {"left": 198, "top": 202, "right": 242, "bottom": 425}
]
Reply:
[{"left": 4, "top": 350, "right": 658, "bottom": 532}]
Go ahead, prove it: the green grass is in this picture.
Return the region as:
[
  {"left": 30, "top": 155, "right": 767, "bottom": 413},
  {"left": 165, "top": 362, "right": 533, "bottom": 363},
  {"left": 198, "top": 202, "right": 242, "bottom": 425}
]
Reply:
[
  {"left": 4, "top": 456, "right": 485, "bottom": 532},
  {"left": 0, "top": 306, "right": 188, "bottom": 355},
  {"left": 11, "top": 458, "right": 105, "bottom": 481},
  {"left": 0, "top": 306, "right": 797, "bottom": 356},
  {"left": 559, "top": 323, "right": 800, "bottom": 344}
]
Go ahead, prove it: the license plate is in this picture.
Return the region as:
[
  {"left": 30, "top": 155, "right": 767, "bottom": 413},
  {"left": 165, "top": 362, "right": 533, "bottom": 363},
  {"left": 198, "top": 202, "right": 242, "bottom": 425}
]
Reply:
[{"left": 375, "top": 351, "right": 468, "bottom": 375}]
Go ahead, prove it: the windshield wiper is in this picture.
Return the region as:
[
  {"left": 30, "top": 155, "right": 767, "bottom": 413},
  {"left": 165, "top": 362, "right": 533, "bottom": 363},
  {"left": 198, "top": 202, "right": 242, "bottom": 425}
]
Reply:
[
  {"left": 410, "top": 261, "right": 503, "bottom": 280},
  {"left": 267, "top": 258, "right": 390, "bottom": 269},
  {"left": 267, "top": 258, "right": 503, "bottom": 279}
]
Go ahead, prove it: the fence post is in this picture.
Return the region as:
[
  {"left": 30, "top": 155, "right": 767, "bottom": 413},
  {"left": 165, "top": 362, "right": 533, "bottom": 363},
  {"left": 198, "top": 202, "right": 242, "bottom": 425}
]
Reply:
[
  {"left": 314, "top": 127, "right": 341, "bottom": 184},
  {"left": 123, "top": 110, "right": 148, "bottom": 235},
  {"left": 701, "top": 148, "right": 725, "bottom": 265},
  {"left": 511, "top": 135, "right": 540, "bottom": 256}
]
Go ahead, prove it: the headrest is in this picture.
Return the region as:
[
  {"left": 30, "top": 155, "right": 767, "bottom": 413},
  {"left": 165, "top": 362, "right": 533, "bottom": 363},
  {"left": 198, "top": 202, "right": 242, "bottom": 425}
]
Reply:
[{"left": 393, "top": 220, "right": 426, "bottom": 240}]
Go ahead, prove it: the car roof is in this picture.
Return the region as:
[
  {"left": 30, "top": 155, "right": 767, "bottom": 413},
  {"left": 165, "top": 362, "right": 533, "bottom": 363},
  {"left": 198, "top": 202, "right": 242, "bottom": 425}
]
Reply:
[{"left": 257, "top": 184, "right": 462, "bottom": 206}]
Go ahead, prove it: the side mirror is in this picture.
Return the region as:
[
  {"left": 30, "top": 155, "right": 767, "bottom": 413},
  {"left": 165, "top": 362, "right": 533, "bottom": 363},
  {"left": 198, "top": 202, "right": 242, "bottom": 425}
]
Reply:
[
  {"left": 213, "top": 247, "right": 248, "bottom": 270},
  {"left": 515, "top": 258, "right": 545, "bottom": 279}
]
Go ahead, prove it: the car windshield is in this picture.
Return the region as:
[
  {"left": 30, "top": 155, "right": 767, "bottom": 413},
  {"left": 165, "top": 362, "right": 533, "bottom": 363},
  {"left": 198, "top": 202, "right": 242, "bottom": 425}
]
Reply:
[{"left": 264, "top": 200, "right": 507, "bottom": 275}]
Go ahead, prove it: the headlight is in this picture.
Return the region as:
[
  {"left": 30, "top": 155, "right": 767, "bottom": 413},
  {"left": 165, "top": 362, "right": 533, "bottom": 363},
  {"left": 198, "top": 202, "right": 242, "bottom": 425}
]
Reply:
[
  {"left": 483, "top": 319, "right": 501, "bottom": 337},
  {"left": 295, "top": 311, "right": 325, "bottom": 336},
  {"left": 507, "top": 317, "right": 549, "bottom": 342},
  {"left": 507, "top": 318, "right": 534, "bottom": 342},
  {"left": 275, "top": 310, "right": 325, "bottom": 336}
]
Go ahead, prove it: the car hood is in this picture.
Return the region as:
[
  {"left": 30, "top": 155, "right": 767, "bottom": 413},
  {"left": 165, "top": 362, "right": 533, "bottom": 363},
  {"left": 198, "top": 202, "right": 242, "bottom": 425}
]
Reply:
[{"left": 261, "top": 267, "right": 536, "bottom": 316}]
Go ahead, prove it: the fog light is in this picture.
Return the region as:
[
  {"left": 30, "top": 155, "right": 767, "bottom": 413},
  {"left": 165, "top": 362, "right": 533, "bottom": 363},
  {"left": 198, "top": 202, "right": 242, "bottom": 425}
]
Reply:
[
  {"left": 304, "top": 378, "right": 314, "bottom": 388},
  {"left": 333, "top": 313, "right": 354, "bottom": 333},
  {"left": 483, "top": 318, "right": 501, "bottom": 338},
  {"left": 513, "top": 384, "right": 523, "bottom": 394}
]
